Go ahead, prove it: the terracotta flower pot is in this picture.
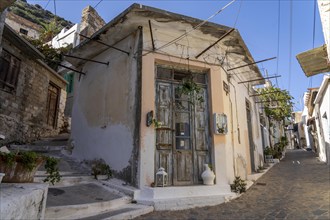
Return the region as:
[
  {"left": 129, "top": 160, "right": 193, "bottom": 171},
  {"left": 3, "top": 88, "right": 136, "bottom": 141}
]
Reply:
[{"left": 0, "top": 155, "right": 44, "bottom": 183}]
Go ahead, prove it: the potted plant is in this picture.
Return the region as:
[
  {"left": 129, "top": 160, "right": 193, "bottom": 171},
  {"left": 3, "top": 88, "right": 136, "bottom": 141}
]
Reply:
[
  {"left": 230, "top": 176, "right": 247, "bottom": 194},
  {"left": 0, "top": 151, "right": 60, "bottom": 185},
  {"left": 91, "top": 159, "right": 112, "bottom": 180}
]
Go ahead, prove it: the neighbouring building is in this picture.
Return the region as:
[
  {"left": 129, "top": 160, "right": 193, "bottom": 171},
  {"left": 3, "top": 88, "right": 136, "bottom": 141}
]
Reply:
[
  {"left": 66, "top": 4, "right": 266, "bottom": 209},
  {"left": 0, "top": 24, "right": 67, "bottom": 143},
  {"left": 5, "top": 12, "right": 42, "bottom": 40},
  {"left": 302, "top": 88, "right": 319, "bottom": 151},
  {"left": 313, "top": 75, "right": 330, "bottom": 164},
  {"left": 52, "top": 5, "right": 106, "bottom": 117},
  {"left": 296, "top": 0, "right": 330, "bottom": 77},
  {"left": 296, "top": 0, "right": 329, "bottom": 159}
]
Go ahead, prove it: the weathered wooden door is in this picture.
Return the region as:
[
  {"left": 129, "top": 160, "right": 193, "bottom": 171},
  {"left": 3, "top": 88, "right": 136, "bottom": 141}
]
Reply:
[
  {"left": 155, "top": 67, "right": 210, "bottom": 186},
  {"left": 46, "top": 83, "right": 60, "bottom": 128}
]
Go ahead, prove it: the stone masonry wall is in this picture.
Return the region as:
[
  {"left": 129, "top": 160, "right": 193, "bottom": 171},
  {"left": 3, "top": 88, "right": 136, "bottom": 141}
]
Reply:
[
  {"left": 0, "top": 38, "right": 66, "bottom": 144},
  {"left": 80, "top": 5, "right": 105, "bottom": 38}
]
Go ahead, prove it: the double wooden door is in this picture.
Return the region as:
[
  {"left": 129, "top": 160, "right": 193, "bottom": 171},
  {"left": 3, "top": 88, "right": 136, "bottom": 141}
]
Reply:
[{"left": 155, "top": 70, "right": 211, "bottom": 186}]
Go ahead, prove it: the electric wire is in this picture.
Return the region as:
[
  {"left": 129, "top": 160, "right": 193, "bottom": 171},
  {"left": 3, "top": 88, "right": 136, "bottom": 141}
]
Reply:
[
  {"left": 94, "top": 0, "right": 104, "bottom": 9},
  {"left": 143, "top": 0, "right": 236, "bottom": 56},
  {"left": 312, "top": 0, "right": 317, "bottom": 49},
  {"left": 233, "top": 0, "right": 243, "bottom": 27},
  {"left": 44, "top": 0, "right": 51, "bottom": 9},
  {"left": 288, "top": 0, "right": 293, "bottom": 92},
  {"left": 275, "top": 0, "right": 281, "bottom": 87},
  {"left": 309, "top": 0, "right": 317, "bottom": 88},
  {"left": 53, "top": 0, "right": 56, "bottom": 17}
]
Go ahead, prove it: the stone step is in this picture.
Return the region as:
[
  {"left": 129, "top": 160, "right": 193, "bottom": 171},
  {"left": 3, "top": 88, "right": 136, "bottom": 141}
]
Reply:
[
  {"left": 34, "top": 175, "right": 95, "bottom": 187},
  {"left": 99, "top": 178, "right": 138, "bottom": 198},
  {"left": 45, "top": 183, "right": 130, "bottom": 219},
  {"left": 77, "top": 204, "right": 154, "bottom": 220},
  {"left": 9, "top": 144, "right": 66, "bottom": 152}
]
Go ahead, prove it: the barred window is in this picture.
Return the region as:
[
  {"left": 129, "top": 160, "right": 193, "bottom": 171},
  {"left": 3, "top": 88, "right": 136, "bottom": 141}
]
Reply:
[{"left": 0, "top": 50, "right": 21, "bottom": 93}]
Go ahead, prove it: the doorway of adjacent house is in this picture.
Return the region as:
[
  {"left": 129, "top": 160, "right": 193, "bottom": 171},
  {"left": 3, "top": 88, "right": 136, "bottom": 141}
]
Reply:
[
  {"left": 155, "top": 66, "right": 211, "bottom": 186},
  {"left": 46, "top": 83, "right": 60, "bottom": 128},
  {"left": 246, "top": 100, "right": 256, "bottom": 172}
]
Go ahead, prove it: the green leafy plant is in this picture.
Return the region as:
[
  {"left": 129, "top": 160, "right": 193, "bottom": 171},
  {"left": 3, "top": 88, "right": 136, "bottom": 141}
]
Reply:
[
  {"left": 0, "top": 151, "right": 61, "bottom": 184},
  {"left": 152, "top": 119, "right": 162, "bottom": 128},
  {"left": 91, "top": 159, "right": 112, "bottom": 180},
  {"left": 21, "top": 151, "right": 38, "bottom": 171},
  {"left": 257, "top": 165, "right": 265, "bottom": 173},
  {"left": 257, "top": 87, "right": 293, "bottom": 122},
  {"left": 230, "top": 176, "right": 247, "bottom": 194},
  {"left": 24, "top": 37, "right": 71, "bottom": 71},
  {"left": 177, "top": 75, "right": 204, "bottom": 105},
  {"left": 43, "top": 157, "right": 61, "bottom": 185}
]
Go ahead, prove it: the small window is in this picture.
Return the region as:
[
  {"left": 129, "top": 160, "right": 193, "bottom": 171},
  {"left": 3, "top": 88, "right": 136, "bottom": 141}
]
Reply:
[
  {"left": 64, "top": 72, "right": 74, "bottom": 93},
  {"left": 19, "top": 28, "right": 28, "bottom": 35},
  {"left": 156, "top": 67, "right": 172, "bottom": 79},
  {"left": 0, "top": 50, "right": 21, "bottom": 93}
]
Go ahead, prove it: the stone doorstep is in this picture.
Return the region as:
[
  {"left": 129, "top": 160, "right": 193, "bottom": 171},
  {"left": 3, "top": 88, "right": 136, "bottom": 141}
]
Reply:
[
  {"left": 99, "top": 178, "right": 138, "bottom": 198},
  {"left": 137, "top": 194, "right": 234, "bottom": 211},
  {"left": 74, "top": 204, "right": 154, "bottom": 220},
  {"left": 133, "top": 184, "right": 235, "bottom": 211},
  {"left": 137, "top": 184, "right": 232, "bottom": 200},
  {"left": 45, "top": 197, "right": 131, "bottom": 220}
]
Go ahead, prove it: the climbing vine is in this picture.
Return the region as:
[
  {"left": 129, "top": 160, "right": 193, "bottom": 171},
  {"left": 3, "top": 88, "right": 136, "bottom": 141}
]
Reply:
[{"left": 257, "top": 87, "right": 293, "bottom": 121}]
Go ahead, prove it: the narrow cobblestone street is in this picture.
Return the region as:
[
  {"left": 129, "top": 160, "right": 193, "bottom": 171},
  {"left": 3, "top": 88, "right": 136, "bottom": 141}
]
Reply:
[{"left": 136, "top": 150, "right": 330, "bottom": 220}]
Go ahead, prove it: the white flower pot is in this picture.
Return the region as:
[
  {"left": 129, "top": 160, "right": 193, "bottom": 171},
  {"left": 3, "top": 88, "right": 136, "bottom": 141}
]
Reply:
[{"left": 201, "top": 164, "right": 215, "bottom": 185}]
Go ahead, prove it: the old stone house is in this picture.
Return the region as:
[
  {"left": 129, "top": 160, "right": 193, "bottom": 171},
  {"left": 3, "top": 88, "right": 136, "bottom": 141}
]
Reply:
[
  {"left": 5, "top": 12, "right": 42, "bottom": 40},
  {"left": 66, "top": 4, "right": 265, "bottom": 209},
  {"left": 0, "top": 24, "right": 67, "bottom": 143}
]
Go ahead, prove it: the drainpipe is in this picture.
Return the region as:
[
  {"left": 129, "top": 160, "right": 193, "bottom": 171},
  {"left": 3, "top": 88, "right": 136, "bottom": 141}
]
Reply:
[{"left": 222, "top": 67, "right": 240, "bottom": 177}]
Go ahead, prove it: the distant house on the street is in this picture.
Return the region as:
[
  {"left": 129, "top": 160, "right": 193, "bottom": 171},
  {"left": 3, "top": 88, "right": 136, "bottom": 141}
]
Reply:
[
  {"left": 0, "top": 24, "right": 67, "bottom": 143},
  {"left": 66, "top": 4, "right": 266, "bottom": 209},
  {"left": 302, "top": 88, "right": 319, "bottom": 152}
]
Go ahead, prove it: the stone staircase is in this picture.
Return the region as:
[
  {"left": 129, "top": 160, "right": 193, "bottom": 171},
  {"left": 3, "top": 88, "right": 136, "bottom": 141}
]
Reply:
[{"left": 7, "top": 134, "right": 153, "bottom": 219}]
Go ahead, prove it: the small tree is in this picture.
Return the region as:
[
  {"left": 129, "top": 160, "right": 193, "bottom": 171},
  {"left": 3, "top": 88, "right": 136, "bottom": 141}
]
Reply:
[
  {"left": 40, "top": 19, "right": 60, "bottom": 43},
  {"left": 25, "top": 37, "right": 71, "bottom": 71},
  {"left": 258, "top": 87, "right": 293, "bottom": 149}
]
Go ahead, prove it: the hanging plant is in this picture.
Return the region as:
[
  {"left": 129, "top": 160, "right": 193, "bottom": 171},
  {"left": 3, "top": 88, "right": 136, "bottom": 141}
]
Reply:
[{"left": 177, "top": 74, "right": 204, "bottom": 105}]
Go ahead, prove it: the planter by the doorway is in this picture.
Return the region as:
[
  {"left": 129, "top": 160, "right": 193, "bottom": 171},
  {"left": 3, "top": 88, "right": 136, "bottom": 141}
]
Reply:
[
  {"left": 91, "top": 159, "right": 112, "bottom": 180},
  {"left": 0, "top": 152, "right": 44, "bottom": 183},
  {"left": 201, "top": 164, "right": 215, "bottom": 185},
  {"left": 0, "top": 151, "right": 60, "bottom": 184}
]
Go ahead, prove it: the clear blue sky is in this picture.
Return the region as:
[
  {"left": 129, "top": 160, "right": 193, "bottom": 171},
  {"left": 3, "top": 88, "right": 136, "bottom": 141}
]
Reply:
[{"left": 27, "top": 0, "right": 327, "bottom": 111}]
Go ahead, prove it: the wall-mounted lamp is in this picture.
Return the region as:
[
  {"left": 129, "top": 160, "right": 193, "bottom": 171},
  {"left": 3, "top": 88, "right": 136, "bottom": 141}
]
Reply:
[{"left": 146, "top": 111, "right": 154, "bottom": 127}]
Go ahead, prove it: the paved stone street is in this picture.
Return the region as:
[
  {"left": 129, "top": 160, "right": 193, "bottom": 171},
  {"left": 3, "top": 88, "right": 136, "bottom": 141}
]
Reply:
[{"left": 136, "top": 150, "right": 330, "bottom": 220}]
